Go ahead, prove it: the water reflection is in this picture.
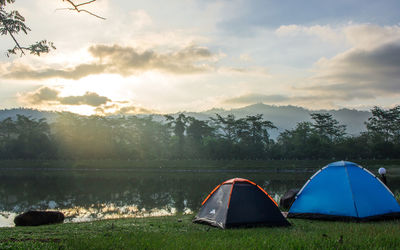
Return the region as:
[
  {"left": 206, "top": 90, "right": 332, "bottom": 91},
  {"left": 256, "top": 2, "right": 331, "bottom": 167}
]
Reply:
[
  {"left": 0, "top": 167, "right": 398, "bottom": 227},
  {"left": 0, "top": 205, "right": 193, "bottom": 227},
  {"left": 61, "top": 204, "right": 192, "bottom": 222},
  {"left": 0, "top": 212, "right": 15, "bottom": 227}
]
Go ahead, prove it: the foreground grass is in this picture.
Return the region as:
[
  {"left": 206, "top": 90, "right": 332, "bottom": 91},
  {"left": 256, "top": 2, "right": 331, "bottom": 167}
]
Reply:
[{"left": 1, "top": 215, "right": 399, "bottom": 249}]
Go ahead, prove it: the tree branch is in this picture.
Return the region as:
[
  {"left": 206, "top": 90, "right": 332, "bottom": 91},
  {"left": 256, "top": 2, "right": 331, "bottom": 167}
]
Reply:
[
  {"left": 4, "top": 25, "right": 25, "bottom": 56},
  {"left": 2, "top": 0, "right": 104, "bottom": 57},
  {"left": 62, "top": 0, "right": 105, "bottom": 20},
  {"left": 75, "top": 0, "right": 96, "bottom": 7}
]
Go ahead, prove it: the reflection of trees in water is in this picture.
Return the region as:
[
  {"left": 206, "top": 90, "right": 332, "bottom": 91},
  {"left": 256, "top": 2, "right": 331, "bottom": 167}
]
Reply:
[
  {"left": 4, "top": 170, "right": 398, "bottom": 221},
  {"left": 0, "top": 171, "right": 311, "bottom": 213},
  {"left": 0, "top": 171, "right": 216, "bottom": 213}
]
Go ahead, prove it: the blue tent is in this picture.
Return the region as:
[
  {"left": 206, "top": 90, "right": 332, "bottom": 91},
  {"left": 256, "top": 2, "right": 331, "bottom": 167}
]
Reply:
[{"left": 288, "top": 161, "right": 400, "bottom": 221}]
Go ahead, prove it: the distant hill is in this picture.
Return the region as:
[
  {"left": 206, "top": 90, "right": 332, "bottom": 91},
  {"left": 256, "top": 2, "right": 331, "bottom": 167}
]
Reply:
[
  {"left": 182, "top": 103, "right": 371, "bottom": 139},
  {"left": 0, "top": 104, "right": 372, "bottom": 139},
  {"left": 0, "top": 108, "right": 59, "bottom": 122}
]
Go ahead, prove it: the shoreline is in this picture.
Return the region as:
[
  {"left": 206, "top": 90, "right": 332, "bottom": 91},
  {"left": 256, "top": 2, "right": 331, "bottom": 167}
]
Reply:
[{"left": 1, "top": 159, "right": 400, "bottom": 170}]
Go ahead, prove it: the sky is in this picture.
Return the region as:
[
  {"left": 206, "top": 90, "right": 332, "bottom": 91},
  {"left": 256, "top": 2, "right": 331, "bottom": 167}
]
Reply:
[{"left": 1, "top": 0, "right": 400, "bottom": 115}]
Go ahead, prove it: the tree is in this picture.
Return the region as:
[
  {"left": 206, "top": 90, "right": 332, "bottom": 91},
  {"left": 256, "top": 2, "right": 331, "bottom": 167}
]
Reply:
[
  {"left": 207, "top": 114, "right": 242, "bottom": 159},
  {"left": 310, "top": 113, "right": 346, "bottom": 142},
  {"left": 210, "top": 114, "right": 240, "bottom": 143},
  {"left": 6, "top": 115, "right": 55, "bottom": 159},
  {"left": 277, "top": 122, "right": 320, "bottom": 159},
  {"left": 333, "top": 134, "right": 370, "bottom": 160},
  {"left": 365, "top": 106, "right": 400, "bottom": 143},
  {"left": 276, "top": 114, "right": 348, "bottom": 160},
  {"left": 243, "top": 114, "right": 276, "bottom": 144},
  {"left": 165, "top": 114, "right": 189, "bottom": 158},
  {"left": 131, "top": 116, "right": 170, "bottom": 160},
  {"left": 185, "top": 116, "right": 214, "bottom": 158},
  {"left": 238, "top": 115, "right": 277, "bottom": 159},
  {"left": 0, "top": 117, "right": 16, "bottom": 157},
  {"left": 1, "top": 0, "right": 102, "bottom": 56},
  {"left": 308, "top": 113, "right": 346, "bottom": 159},
  {"left": 364, "top": 106, "right": 400, "bottom": 159},
  {"left": 1, "top": 0, "right": 54, "bottom": 56},
  {"left": 208, "top": 114, "right": 276, "bottom": 159},
  {"left": 0, "top": 117, "right": 15, "bottom": 140}
]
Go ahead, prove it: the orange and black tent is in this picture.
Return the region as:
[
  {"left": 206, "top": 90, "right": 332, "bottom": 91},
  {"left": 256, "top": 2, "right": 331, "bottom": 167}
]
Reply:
[{"left": 193, "top": 178, "right": 290, "bottom": 229}]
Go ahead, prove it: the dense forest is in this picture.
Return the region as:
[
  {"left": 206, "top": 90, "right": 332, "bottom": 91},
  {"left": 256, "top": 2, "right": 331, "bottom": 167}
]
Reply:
[{"left": 0, "top": 106, "right": 399, "bottom": 160}]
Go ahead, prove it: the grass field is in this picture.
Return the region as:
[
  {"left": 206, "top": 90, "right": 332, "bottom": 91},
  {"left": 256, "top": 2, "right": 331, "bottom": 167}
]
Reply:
[{"left": 1, "top": 215, "right": 399, "bottom": 249}]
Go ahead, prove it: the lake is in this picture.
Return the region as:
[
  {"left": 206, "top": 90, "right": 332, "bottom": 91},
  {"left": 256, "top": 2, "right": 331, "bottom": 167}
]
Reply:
[{"left": 1, "top": 160, "right": 399, "bottom": 227}]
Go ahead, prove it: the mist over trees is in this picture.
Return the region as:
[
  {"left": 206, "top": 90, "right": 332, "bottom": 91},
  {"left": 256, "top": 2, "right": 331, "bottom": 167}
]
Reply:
[{"left": 0, "top": 106, "right": 399, "bottom": 161}]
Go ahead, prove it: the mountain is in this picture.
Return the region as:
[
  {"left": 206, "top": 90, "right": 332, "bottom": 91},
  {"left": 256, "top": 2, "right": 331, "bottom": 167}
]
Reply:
[
  {"left": 0, "top": 108, "right": 59, "bottom": 122},
  {"left": 184, "top": 103, "right": 371, "bottom": 139},
  {"left": 0, "top": 104, "right": 372, "bottom": 139}
]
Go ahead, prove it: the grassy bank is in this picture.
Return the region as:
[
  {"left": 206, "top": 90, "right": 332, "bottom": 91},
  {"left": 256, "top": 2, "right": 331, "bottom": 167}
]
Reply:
[
  {"left": 1, "top": 215, "right": 399, "bottom": 249},
  {"left": 1, "top": 159, "right": 400, "bottom": 170}
]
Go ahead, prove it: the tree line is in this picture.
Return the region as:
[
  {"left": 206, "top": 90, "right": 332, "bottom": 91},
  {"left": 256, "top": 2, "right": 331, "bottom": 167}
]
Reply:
[{"left": 0, "top": 106, "right": 399, "bottom": 160}]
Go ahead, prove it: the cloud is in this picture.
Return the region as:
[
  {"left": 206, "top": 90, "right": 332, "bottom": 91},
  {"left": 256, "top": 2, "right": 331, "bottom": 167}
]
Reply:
[
  {"left": 275, "top": 24, "right": 340, "bottom": 42},
  {"left": 22, "top": 87, "right": 111, "bottom": 107},
  {"left": 95, "top": 105, "right": 154, "bottom": 115},
  {"left": 59, "top": 92, "right": 111, "bottom": 106},
  {"left": 224, "top": 94, "right": 290, "bottom": 104},
  {"left": 22, "top": 87, "right": 155, "bottom": 115},
  {"left": 4, "top": 44, "right": 219, "bottom": 80},
  {"left": 223, "top": 93, "right": 333, "bottom": 106},
  {"left": 308, "top": 42, "right": 400, "bottom": 99},
  {"left": 218, "top": 66, "right": 269, "bottom": 76},
  {"left": 275, "top": 24, "right": 400, "bottom": 49},
  {"left": 88, "top": 44, "right": 217, "bottom": 75},
  {"left": 26, "top": 87, "right": 60, "bottom": 104},
  {"left": 116, "top": 106, "right": 153, "bottom": 114},
  {"left": 4, "top": 63, "right": 107, "bottom": 80},
  {"left": 274, "top": 24, "right": 400, "bottom": 102},
  {"left": 344, "top": 24, "right": 400, "bottom": 50}
]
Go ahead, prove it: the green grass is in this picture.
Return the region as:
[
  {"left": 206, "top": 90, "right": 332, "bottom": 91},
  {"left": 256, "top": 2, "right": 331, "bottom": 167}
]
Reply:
[{"left": 1, "top": 215, "right": 399, "bottom": 249}]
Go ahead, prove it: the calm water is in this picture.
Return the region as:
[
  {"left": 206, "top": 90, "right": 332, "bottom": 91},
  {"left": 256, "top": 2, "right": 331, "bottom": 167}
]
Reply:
[{"left": 1, "top": 162, "right": 399, "bottom": 227}]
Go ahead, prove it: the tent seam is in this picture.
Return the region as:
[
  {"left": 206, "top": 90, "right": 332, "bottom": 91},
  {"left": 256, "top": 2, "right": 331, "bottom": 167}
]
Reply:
[
  {"left": 227, "top": 180, "right": 235, "bottom": 208},
  {"left": 257, "top": 185, "right": 278, "bottom": 207},
  {"left": 345, "top": 165, "right": 359, "bottom": 218}
]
